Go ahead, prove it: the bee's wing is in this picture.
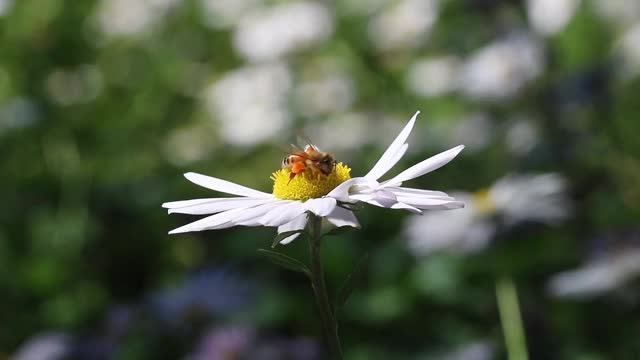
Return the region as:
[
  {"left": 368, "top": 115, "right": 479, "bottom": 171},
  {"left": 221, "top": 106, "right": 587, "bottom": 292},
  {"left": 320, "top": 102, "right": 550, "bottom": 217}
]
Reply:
[
  {"left": 295, "top": 131, "right": 321, "bottom": 152},
  {"left": 276, "top": 143, "right": 303, "bottom": 155},
  {"left": 289, "top": 143, "right": 305, "bottom": 153}
]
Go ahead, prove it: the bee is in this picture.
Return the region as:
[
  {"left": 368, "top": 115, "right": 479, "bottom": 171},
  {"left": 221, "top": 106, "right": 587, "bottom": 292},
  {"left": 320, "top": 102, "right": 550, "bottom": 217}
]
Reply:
[{"left": 282, "top": 143, "right": 337, "bottom": 182}]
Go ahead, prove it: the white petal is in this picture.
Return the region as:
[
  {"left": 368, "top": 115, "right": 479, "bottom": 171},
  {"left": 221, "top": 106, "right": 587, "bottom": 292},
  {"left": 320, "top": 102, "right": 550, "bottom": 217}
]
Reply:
[
  {"left": 390, "top": 202, "right": 423, "bottom": 214},
  {"left": 390, "top": 188, "right": 460, "bottom": 205},
  {"left": 396, "top": 194, "right": 465, "bottom": 210},
  {"left": 259, "top": 201, "right": 306, "bottom": 227},
  {"left": 366, "top": 143, "right": 408, "bottom": 180},
  {"left": 349, "top": 192, "right": 423, "bottom": 213},
  {"left": 364, "top": 111, "right": 419, "bottom": 181},
  {"left": 168, "top": 208, "right": 243, "bottom": 234},
  {"left": 277, "top": 214, "right": 309, "bottom": 245},
  {"left": 168, "top": 201, "right": 287, "bottom": 234},
  {"left": 384, "top": 145, "right": 465, "bottom": 186},
  {"left": 350, "top": 193, "right": 397, "bottom": 208},
  {"left": 304, "top": 197, "right": 337, "bottom": 217},
  {"left": 372, "top": 189, "right": 397, "bottom": 202},
  {"left": 326, "top": 178, "right": 365, "bottom": 202},
  {"left": 232, "top": 201, "right": 291, "bottom": 226},
  {"left": 163, "top": 198, "right": 221, "bottom": 209},
  {"left": 326, "top": 206, "right": 361, "bottom": 228},
  {"left": 184, "top": 172, "right": 272, "bottom": 198},
  {"left": 386, "top": 186, "right": 450, "bottom": 198},
  {"left": 165, "top": 197, "right": 275, "bottom": 215}
]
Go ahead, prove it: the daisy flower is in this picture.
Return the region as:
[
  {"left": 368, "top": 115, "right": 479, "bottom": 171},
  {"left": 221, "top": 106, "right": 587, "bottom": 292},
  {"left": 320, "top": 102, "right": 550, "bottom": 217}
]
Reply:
[
  {"left": 548, "top": 229, "right": 640, "bottom": 298},
  {"left": 163, "top": 111, "right": 465, "bottom": 244},
  {"left": 405, "top": 173, "right": 570, "bottom": 255}
]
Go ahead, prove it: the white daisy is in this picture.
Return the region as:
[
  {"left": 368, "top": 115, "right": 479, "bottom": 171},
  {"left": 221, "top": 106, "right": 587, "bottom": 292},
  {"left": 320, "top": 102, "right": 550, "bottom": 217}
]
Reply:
[
  {"left": 405, "top": 173, "right": 570, "bottom": 256},
  {"left": 163, "top": 111, "right": 465, "bottom": 244},
  {"left": 547, "top": 248, "right": 640, "bottom": 298}
]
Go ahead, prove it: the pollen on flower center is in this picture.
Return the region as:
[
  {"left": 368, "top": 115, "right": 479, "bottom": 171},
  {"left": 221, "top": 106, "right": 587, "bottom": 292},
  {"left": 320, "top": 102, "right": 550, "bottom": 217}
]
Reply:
[{"left": 271, "top": 162, "right": 351, "bottom": 200}]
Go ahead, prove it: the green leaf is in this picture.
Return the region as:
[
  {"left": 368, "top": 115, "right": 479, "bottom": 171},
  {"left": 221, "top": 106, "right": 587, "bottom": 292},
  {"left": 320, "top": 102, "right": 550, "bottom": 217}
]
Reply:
[
  {"left": 271, "top": 230, "right": 306, "bottom": 248},
  {"left": 323, "top": 226, "right": 357, "bottom": 238},
  {"left": 336, "top": 252, "right": 369, "bottom": 315},
  {"left": 258, "top": 249, "right": 311, "bottom": 277}
]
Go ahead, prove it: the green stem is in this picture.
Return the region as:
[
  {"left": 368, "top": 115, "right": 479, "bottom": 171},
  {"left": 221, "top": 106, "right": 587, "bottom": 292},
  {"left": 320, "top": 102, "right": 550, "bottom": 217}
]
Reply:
[
  {"left": 307, "top": 214, "right": 343, "bottom": 360},
  {"left": 496, "top": 277, "right": 529, "bottom": 360}
]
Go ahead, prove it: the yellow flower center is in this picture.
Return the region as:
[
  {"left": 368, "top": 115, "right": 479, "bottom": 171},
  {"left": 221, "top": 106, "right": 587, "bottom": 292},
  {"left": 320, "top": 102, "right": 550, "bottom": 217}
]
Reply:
[
  {"left": 271, "top": 162, "right": 351, "bottom": 200},
  {"left": 472, "top": 188, "right": 497, "bottom": 216}
]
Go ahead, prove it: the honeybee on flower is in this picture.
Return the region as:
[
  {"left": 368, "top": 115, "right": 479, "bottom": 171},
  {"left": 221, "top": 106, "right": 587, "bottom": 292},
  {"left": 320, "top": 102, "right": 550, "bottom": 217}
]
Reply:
[{"left": 282, "top": 143, "right": 337, "bottom": 181}]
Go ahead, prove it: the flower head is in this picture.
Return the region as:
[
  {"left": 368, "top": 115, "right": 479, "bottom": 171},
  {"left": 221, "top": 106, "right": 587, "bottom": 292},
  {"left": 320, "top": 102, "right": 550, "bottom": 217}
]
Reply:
[
  {"left": 405, "top": 173, "right": 570, "bottom": 256},
  {"left": 164, "top": 111, "right": 465, "bottom": 244},
  {"left": 548, "top": 229, "right": 640, "bottom": 298},
  {"left": 271, "top": 163, "right": 351, "bottom": 200}
]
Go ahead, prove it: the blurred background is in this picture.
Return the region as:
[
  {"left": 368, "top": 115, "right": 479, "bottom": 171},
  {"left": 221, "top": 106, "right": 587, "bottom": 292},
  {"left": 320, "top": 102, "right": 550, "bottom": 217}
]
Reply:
[{"left": 2, "top": 0, "right": 640, "bottom": 359}]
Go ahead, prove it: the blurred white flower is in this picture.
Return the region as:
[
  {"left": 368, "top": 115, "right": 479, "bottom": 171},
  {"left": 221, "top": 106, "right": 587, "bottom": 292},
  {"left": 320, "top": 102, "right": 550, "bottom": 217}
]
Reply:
[
  {"left": 548, "top": 248, "right": 640, "bottom": 298},
  {"left": 306, "top": 112, "right": 369, "bottom": 152},
  {"left": 203, "top": 63, "right": 291, "bottom": 146},
  {"left": 0, "top": 0, "right": 12, "bottom": 17},
  {"left": 199, "top": 0, "right": 262, "bottom": 29},
  {"left": 448, "top": 113, "right": 493, "bottom": 153},
  {"left": 407, "top": 193, "right": 495, "bottom": 255},
  {"left": 45, "top": 65, "right": 103, "bottom": 106},
  {"left": 615, "top": 23, "right": 640, "bottom": 79},
  {"left": 505, "top": 117, "right": 540, "bottom": 156},
  {"left": 191, "top": 326, "right": 255, "bottom": 360},
  {"left": 490, "top": 173, "right": 570, "bottom": 225},
  {"left": 406, "top": 173, "right": 570, "bottom": 255},
  {"left": 0, "top": 97, "right": 40, "bottom": 132},
  {"left": 526, "top": 0, "right": 580, "bottom": 36},
  {"left": 164, "top": 124, "right": 216, "bottom": 166},
  {"left": 12, "top": 332, "right": 71, "bottom": 360},
  {"left": 593, "top": 0, "right": 640, "bottom": 28},
  {"left": 233, "top": 1, "right": 333, "bottom": 62},
  {"left": 96, "top": 0, "right": 181, "bottom": 37},
  {"left": 441, "top": 341, "right": 494, "bottom": 360},
  {"left": 368, "top": 0, "right": 438, "bottom": 51},
  {"left": 295, "top": 71, "right": 355, "bottom": 116},
  {"left": 311, "top": 111, "right": 446, "bottom": 158},
  {"left": 406, "top": 56, "right": 461, "bottom": 97},
  {"left": 459, "top": 34, "right": 544, "bottom": 100}
]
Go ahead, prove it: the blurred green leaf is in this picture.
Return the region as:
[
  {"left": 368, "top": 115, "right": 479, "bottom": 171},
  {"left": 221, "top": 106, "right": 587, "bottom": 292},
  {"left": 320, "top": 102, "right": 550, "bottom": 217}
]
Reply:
[
  {"left": 323, "top": 226, "right": 357, "bottom": 238},
  {"left": 258, "top": 249, "right": 310, "bottom": 277},
  {"left": 335, "top": 252, "right": 369, "bottom": 316}
]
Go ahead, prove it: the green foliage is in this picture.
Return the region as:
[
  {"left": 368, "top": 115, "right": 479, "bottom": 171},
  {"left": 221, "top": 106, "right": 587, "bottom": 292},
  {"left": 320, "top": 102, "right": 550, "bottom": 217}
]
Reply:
[
  {"left": 335, "top": 252, "right": 369, "bottom": 317},
  {"left": 258, "top": 249, "right": 311, "bottom": 277}
]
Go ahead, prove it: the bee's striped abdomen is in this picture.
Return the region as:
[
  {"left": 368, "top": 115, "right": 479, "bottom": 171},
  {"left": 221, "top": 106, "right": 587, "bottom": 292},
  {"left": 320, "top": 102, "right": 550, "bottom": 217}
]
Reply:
[{"left": 282, "top": 154, "right": 300, "bottom": 168}]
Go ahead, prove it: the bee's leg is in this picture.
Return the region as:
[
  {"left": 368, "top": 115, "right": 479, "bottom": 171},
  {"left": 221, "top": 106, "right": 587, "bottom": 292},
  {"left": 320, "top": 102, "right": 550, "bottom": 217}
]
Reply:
[{"left": 288, "top": 162, "right": 306, "bottom": 184}]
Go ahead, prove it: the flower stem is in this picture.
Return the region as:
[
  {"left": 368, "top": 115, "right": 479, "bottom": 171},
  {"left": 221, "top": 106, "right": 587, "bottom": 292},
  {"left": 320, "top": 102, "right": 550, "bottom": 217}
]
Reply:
[
  {"left": 307, "top": 214, "right": 343, "bottom": 359},
  {"left": 496, "top": 277, "right": 529, "bottom": 360}
]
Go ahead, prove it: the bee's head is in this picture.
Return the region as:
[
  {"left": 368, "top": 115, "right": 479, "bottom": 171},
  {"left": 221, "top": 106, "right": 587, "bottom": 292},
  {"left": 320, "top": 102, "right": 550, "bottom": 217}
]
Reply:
[{"left": 317, "top": 153, "right": 337, "bottom": 175}]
